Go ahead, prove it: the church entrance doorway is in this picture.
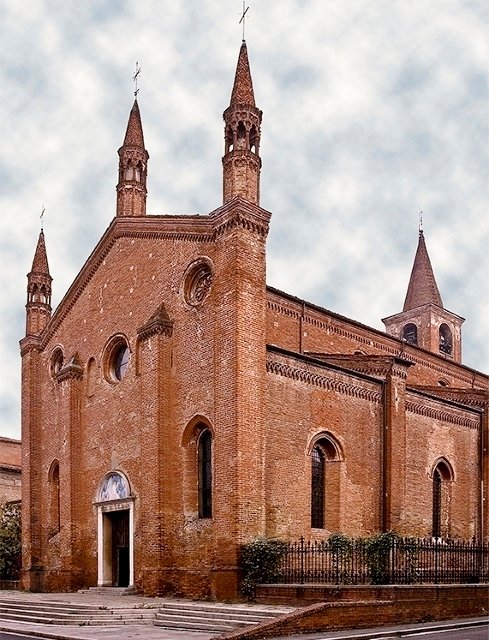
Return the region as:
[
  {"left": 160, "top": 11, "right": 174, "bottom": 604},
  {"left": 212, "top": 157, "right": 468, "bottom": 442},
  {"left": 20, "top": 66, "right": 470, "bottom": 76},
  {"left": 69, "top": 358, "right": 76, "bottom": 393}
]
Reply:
[
  {"left": 95, "top": 471, "right": 134, "bottom": 588},
  {"left": 108, "top": 509, "right": 130, "bottom": 587}
]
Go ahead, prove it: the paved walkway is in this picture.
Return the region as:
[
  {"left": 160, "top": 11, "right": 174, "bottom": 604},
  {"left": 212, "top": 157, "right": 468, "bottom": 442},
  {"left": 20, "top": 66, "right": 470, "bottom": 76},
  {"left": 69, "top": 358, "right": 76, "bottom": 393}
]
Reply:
[
  {"left": 0, "top": 591, "right": 486, "bottom": 640},
  {"left": 0, "top": 590, "right": 280, "bottom": 639}
]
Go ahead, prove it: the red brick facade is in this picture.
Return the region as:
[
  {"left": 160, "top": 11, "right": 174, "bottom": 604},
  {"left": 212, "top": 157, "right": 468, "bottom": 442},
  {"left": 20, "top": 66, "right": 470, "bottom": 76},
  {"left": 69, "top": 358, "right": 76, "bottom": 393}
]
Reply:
[
  {"left": 0, "top": 437, "right": 21, "bottom": 504},
  {"left": 20, "top": 42, "right": 488, "bottom": 599}
]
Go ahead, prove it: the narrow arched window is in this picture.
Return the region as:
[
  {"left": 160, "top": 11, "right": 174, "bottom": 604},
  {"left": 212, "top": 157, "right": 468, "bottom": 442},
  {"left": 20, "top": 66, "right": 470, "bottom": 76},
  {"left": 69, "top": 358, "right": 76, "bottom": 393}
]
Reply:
[
  {"left": 311, "top": 446, "right": 325, "bottom": 528},
  {"left": 402, "top": 323, "right": 418, "bottom": 345},
  {"left": 432, "top": 460, "right": 452, "bottom": 538},
  {"left": 198, "top": 430, "right": 212, "bottom": 518},
  {"left": 48, "top": 461, "right": 60, "bottom": 537},
  {"left": 432, "top": 468, "right": 442, "bottom": 537},
  {"left": 236, "top": 121, "right": 247, "bottom": 150},
  {"left": 439, "top": 324, "right": 452, "bottom": 355}
]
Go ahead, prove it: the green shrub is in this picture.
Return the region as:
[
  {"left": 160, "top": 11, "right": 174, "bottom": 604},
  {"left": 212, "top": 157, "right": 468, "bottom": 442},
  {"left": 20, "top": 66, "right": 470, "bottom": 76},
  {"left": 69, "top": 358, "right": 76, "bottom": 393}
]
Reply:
[
  {"left": 0, "top": 502, "right": 21, "bottom": 580},
  {"left": 364, "top": 531, "right": 398, "bottom": 585},
  {"left": 240, "top": 537, "right": 287, "bottom": 598}
]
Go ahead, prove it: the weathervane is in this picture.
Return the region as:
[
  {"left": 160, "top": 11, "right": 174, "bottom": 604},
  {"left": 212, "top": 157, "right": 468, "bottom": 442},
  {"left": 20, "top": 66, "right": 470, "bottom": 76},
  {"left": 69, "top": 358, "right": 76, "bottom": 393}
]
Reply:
[
  {"left": 40, "top": 205, "right": 45, "bottom": 231},
  {"left": 419, "top": 210, "right": 423, "bottom": 233},
  {"left": 239, "top": 1, "right": 249, "bottom": 40},
  {"left": 132, "top": 61, "right": 141, "bottom": 97}
]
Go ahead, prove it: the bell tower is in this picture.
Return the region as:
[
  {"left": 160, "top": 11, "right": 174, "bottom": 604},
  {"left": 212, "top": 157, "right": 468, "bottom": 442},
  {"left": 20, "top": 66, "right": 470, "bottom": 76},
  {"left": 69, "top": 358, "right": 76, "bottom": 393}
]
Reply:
[
  {"left": 116, "top": 100, "right": 149, "bottom": 217},
  {"left": 222, "top": 41, "right": 262, "bottom": 205},
  {"left": 382, "top": 229, "right": 464, "bottom": 362},
  {"left": 25, "top": 229, "right": 52, "bottom": 336}
]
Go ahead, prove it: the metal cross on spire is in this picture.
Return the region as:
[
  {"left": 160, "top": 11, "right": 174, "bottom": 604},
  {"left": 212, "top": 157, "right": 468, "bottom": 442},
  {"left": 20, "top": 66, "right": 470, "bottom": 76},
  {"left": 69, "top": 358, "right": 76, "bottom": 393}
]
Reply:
[
  {"left": 132, "top": 61, "right": 141, "bottom": 97},
  {"left": 419, "top": 210, "right": 423, "bottom": 233},
  {"left": 239, "top": 1, "right": 249, "bottom": 41},
  {"left": 40, "top": 205, "right": 45, "bottom": 231}
]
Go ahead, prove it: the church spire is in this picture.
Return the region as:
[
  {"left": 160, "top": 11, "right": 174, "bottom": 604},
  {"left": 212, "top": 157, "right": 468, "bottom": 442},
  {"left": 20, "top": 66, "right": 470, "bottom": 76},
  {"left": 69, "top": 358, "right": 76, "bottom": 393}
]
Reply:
[
  {"left": 403, "top": 230, "right": 443, "bottom": 311},
  {"left": 222, "top": 41, "right": 262, "bottom": 205},
  {"left": 116, "top": 100, "right": 149, "bottom": 217},
  {"left": 230, "top": 40, "right": 256, "bottom": 107},
  {"left": 26, "top": 230, "right": 52, "bottom": 336},
  {"left": 382, "top": 228, "right": 464, "bottom": 363}
]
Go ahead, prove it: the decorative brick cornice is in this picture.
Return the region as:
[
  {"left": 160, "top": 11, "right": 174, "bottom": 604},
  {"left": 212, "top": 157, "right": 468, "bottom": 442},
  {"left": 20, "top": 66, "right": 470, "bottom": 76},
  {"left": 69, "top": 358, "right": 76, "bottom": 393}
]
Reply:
[
  {"left": 266, "top": 355, "right": 382, "bottom": 403},
  {"left": 306, "top": 353, "right": 412, "bottom": 381},
  {"left": 137, "top": 304, "right": 174, "bottom": 341},
  {"left": 20, "top": 335, "right": 42, "bottom": 357},
  {"left": 210, "top": 197, "right": 271, "bottom": 239},
  {"left": 405, "top": 400, "right": 479, "bottom": 429},
  {"left": 409, "top": 386, "right": 489, "bottom": 409}
]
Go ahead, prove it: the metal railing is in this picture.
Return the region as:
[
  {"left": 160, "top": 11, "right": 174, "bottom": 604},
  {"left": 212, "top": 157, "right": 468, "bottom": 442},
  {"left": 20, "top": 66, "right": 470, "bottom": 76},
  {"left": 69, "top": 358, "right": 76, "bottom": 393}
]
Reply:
[{"left": 277, "top": 536, "right": 489, "bottom": 585}]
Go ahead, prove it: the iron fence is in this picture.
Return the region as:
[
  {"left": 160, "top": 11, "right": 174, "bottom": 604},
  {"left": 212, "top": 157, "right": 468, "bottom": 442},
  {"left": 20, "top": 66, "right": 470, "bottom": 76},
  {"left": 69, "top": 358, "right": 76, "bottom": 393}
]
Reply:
[{"left": 277, "top": 537, "right": 489, "bottom": 585}]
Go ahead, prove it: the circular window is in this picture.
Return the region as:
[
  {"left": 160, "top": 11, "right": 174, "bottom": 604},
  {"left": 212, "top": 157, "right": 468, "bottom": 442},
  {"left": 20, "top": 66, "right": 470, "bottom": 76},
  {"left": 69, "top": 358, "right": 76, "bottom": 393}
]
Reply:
[
  {"left": 184, "top": 260, "right": 213, "bottom": 306},
  {"left": 104, "top": 337, "right": 130, "bottom": 383},
  {"left": 50, "top": 348, "right": 64, "bottom": 378},
  {"left": 113, "top": 344, "right": 130, "bottom": 380}
]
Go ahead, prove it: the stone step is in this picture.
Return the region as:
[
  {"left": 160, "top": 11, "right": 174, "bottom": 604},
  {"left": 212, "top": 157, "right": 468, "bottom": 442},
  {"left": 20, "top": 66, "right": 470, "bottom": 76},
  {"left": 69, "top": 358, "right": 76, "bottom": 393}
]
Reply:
[
  {"left": 0, "top": 603, "right": 153, "bottom": 618},
  {"left": 154, "top": 617, "right": 236, "bottom": 632},
  {"left": 155, "top": 608, "right": 275, "bottom": 624},
  {"left": 0, "top": 598, "right": 107, "bottom": 611},
  {"left": 0, "top": 612, "right": 153, "bottom": 626},
  {"left": 79, "top": 586, "right": 137, "bottom": 595},
  {"left": 154, "top": 602, "right": 292, "bottom": 633}
]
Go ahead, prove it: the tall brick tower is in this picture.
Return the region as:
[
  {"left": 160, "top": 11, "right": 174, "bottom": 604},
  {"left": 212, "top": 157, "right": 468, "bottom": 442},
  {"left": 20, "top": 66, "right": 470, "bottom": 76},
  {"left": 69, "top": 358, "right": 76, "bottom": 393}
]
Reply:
[
  {"left": 382, "top": 229, "right": 464, "bottom": 362},
  {"left": 222, "top": 40, "right": 262, "bottom": 204},
  {"left": 20, "top": 229, "right": 52, "bottom": 591},
  {"left": 24, "top": 230, "right": 52, "bottom": 336},
  {"left": 116, "top": 100, "right": 149, "bottom": 216}
]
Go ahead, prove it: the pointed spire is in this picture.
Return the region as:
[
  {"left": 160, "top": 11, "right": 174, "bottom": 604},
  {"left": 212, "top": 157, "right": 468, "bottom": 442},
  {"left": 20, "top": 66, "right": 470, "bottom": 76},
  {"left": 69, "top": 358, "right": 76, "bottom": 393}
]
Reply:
[
  {"left": 230, "top": 41, "right": 256, "bottom": 107},
  {"left": 222, "top": 42, "right": 262, "bottom": 205},
  {"left": 26, "top": 230, "right": 52, "bottom": 336},
  {"left": 116, "top": 100, "right": 149, "bottom": 217},
  {"left": 31, "top": 230, "right": 50, "bottom": 275},
  {"left": 403, "top": 230, "right": 443, "bottom": 311},
  {"left": 123, "top": 100, "right": 145, "bottom": 148}
]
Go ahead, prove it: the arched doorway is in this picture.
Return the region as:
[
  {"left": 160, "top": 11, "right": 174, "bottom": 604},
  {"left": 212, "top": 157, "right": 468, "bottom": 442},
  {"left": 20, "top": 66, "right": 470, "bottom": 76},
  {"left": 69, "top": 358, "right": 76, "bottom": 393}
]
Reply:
[{"left": 95, "top": 471, "right": 134, "bottom": 587}]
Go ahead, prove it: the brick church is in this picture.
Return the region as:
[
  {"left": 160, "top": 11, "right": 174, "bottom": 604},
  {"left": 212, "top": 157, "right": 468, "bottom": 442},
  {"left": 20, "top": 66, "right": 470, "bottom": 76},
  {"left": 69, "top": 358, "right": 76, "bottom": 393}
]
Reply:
[{"left": 20, "top": 41, "right": 488, "bottom": 599}]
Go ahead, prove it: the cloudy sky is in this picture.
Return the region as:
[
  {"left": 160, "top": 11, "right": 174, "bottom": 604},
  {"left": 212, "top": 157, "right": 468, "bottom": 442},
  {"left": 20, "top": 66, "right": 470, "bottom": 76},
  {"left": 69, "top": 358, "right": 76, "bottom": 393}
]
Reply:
[{"left": 0, "top": 1, "right": 487, "bottom": 439}]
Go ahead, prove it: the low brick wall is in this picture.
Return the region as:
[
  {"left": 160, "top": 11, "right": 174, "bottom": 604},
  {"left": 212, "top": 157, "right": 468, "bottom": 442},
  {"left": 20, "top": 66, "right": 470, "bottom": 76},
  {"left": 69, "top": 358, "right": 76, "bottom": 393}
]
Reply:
[{"left": 220, "top": 584, "right": 489, "bottom": 640}]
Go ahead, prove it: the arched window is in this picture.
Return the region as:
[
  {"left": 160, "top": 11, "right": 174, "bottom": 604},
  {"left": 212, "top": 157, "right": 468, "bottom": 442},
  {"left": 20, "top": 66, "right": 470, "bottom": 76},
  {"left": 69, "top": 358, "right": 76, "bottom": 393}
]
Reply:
[
  {"left": 311, "top": 446, "right": 325, "bottom": 528},
  {"left": 439, "top": 324, "right": 452, "bottom": 355},
  {"left": 48, "top": 461, "right": 60, "bottom": 538},
  {"left": 249, "top": 125, "right": 258, "bottom": 153},
  {"left": 402, "top": 323, "right": 418, "bottom": 345},
  {"left": 432, "top": 459, "right": 453, "bottom": 538},
  {"left": 198, "top": 430, "right": 212, "bottom": 518},
  {"left": 310, "top": 436, "right": 341, "bottom": 529},
  {"left": 225, "top": 125, "right": 234, "bottom": 153},
  {"left": 236, "top": 121, "right": 247, "bottom": 150}
]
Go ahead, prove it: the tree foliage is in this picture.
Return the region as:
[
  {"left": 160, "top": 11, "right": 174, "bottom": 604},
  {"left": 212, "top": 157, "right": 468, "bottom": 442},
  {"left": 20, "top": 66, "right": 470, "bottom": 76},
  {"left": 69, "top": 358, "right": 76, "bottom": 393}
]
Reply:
[
  {"left": 0, "top": 502, "right": 21, "bottom": 580},
  {"left": 240, "top": 537, "right": 287, "bottom": 598}
]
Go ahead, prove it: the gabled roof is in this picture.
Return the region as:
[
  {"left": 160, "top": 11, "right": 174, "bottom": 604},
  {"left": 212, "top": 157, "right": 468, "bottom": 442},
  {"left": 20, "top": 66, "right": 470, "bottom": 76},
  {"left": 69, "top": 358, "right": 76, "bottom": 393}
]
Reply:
[{"left": 403, "top": 230, "right": 443, "bottom": 311}]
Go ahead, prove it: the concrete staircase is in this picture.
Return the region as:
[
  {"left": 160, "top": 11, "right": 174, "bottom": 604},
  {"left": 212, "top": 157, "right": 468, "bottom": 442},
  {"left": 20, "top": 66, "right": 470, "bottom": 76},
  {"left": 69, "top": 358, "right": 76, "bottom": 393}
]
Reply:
[
  {"left": 0, "top": 598, "right": 155, "bottom": 626},
  {"left": 154, "top": 600, "right": 295, "bottom": 633}
]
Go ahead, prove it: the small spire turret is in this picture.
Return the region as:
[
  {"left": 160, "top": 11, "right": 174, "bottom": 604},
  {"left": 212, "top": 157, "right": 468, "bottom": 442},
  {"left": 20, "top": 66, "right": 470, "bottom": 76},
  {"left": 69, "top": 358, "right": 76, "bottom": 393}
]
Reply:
[
  {"left": 116, "top": 100, "right": 149, "bottom": 217},
  {"left": 222, "top": 41, "right": 262, "bottom": 205},
  {"left": 26, "top": 230, "right": 52, "bottom": 335}
]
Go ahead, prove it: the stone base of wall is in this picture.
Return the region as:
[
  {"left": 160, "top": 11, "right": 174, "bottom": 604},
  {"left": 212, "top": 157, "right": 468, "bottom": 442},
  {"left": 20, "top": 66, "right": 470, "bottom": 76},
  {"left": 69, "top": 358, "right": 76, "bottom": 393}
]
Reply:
[{"left": 220, "top": 584, "right": 489, "bottom": 639}]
